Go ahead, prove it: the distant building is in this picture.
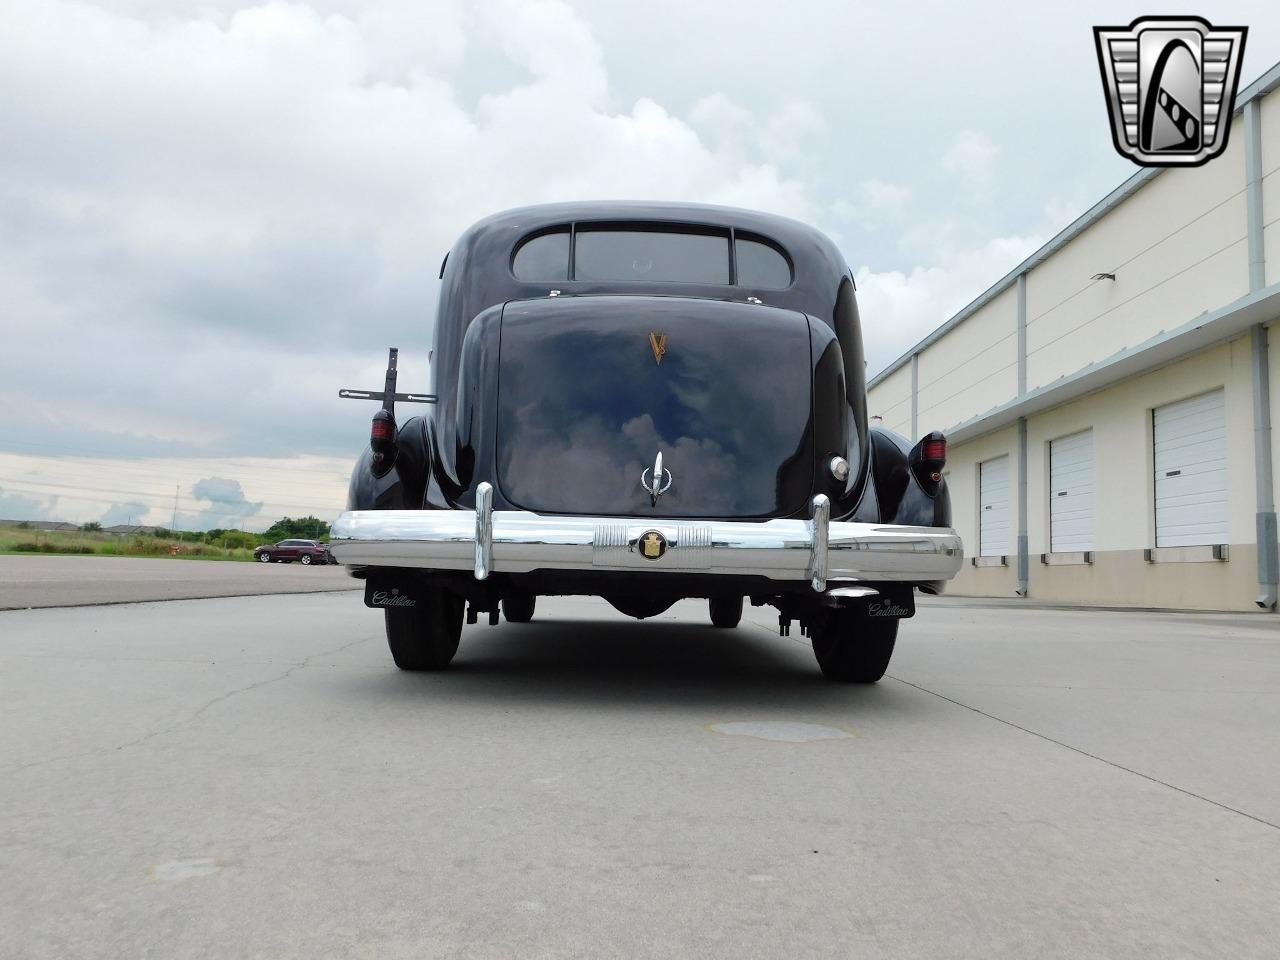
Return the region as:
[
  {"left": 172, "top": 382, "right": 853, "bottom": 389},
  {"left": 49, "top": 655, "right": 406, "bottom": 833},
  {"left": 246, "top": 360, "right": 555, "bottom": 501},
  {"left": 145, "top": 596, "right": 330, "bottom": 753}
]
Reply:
[
  {"left": 103, "top": 524, "right": 163, "bottom": 535},
  {"left": 0, "top": 520, "right": 79, "bottom": 531}
]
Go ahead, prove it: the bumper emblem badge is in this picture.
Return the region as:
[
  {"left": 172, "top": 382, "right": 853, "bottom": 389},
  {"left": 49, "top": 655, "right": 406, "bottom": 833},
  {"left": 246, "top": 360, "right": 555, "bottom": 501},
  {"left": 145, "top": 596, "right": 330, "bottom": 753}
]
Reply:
[
  {"left": 640, "top": 450, "right": 673, "bottom": 505},
  {"left": 649, "top": 332, "right": 668, "bottom": 365},
  {"left": 638, "top": 530, "right": 668, "bottom": 560}
]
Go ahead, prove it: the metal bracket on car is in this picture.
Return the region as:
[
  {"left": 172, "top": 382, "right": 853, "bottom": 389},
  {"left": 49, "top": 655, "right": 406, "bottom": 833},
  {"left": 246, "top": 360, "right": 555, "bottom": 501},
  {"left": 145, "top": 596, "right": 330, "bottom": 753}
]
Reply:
[
  {"left": 474, "top": 482, "right": 493, "bottom": 580},
  {"left": 338, "top": 347, "right": 437, "bottom": 415},
  {"left": 809, "top": 494, "right": 830, "bottom": 592}
]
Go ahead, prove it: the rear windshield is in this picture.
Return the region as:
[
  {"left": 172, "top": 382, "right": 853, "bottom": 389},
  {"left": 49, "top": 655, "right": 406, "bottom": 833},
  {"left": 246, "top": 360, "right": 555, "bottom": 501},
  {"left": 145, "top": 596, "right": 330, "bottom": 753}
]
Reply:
[{"left": 510, "top": 225, "right": 792, "bottom": 288}]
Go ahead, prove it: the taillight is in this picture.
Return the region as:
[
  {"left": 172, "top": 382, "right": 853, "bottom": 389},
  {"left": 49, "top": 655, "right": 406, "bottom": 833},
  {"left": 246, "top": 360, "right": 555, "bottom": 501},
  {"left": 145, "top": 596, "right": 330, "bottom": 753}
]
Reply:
[
  {"left": 371, "top": 412, "right": 396, "bottom": 441},
  {"left": 909, "top": 431, "right": 947, "bottom": 494},
  {"left": 370, "top": 409, "right": 398, "bottom": 476}
]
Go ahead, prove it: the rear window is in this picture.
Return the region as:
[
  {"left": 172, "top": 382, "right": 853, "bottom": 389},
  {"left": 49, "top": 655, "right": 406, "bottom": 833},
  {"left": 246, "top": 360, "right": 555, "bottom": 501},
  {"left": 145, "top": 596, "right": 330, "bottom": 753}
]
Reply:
[
  {"left": 509, "top": 224, "right": 792, "bottom": 288},
  {"left": 574, "top": 229, "right": 730, "bottom": 284},
  {"left": 511, "top": 230, "right": 570, "bottom": 281},
  {"left": 736, "top": 236, "right": 792, "bottom": 289}
]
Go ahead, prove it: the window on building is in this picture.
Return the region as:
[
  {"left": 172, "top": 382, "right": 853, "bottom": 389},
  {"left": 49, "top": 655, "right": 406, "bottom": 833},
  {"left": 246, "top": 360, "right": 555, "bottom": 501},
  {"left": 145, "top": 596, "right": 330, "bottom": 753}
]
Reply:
[
  {"left": 1050, "top": 429, "right": 1096, "bottom": 553},
  {"left": 979, "top": 455, "right": 1011, "bottom": 557},
  {"left": 1153, "top": 389, "right": 1227, "bottom": 547}
]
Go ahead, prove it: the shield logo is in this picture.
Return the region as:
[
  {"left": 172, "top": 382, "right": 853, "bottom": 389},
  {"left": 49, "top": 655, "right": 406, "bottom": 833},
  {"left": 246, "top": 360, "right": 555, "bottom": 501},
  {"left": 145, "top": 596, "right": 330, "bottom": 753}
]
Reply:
[
  {"left": 638, "top": 530, "right": 668, "bottom": 560},
  {"left": 1094, "top": 17, "right": 1247, "bottom": 167},
  {"left": 649, "top": 332, "right": 668, "bottom": 365}
]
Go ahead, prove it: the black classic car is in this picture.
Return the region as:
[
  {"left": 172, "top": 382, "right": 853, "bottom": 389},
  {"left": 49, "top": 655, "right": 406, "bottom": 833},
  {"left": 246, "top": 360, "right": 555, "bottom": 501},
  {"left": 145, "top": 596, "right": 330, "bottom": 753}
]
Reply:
[{"left": 330, "top": 202, "right": 963, "bottom": 681}]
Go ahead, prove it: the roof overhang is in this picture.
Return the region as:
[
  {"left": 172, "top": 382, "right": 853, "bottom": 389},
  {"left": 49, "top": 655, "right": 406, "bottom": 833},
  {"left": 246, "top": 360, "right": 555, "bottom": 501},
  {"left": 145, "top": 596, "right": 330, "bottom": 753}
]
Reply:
[{"left": 945, "top": 281, "right": 1280, "bottom": 444}]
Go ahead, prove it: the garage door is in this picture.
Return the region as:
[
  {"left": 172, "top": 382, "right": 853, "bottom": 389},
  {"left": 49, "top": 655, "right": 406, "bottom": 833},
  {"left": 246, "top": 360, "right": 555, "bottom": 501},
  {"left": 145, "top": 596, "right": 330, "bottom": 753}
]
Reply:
[
  {"left": 1154, "top": 389, "right": 1227, "bottom": 548},
  {"left": 1050, "top": 429, "right": 1095, "bottom": 553},
  {"left": 979, "top": 455, "right": 1011, "bottom": 557}
]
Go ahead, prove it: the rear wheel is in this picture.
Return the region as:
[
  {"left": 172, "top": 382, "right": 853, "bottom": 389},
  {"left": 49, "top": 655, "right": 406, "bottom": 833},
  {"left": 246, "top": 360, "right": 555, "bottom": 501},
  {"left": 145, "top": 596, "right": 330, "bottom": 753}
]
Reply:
[
  {"left": 811, "top": 609, "right": 898, "bottom": 683},
  {"left": 503, "top": 591, "right": 536, "bottom": 623},
  {"left": 384, "top": 589, "right": 464, "bottom": 671},
  {"left": 708, "top": 596, "right": 743, "bottom": 628}
]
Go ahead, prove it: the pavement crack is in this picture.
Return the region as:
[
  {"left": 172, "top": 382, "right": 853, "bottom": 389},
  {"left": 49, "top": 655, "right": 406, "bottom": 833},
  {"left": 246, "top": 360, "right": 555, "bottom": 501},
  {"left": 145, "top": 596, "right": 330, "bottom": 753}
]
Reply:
[
  {"left": 6, "top": 635, "right": 371, "bottom": 776},
  {"left": 889, "top": 675, "right": 1280, "bottom": 833}
]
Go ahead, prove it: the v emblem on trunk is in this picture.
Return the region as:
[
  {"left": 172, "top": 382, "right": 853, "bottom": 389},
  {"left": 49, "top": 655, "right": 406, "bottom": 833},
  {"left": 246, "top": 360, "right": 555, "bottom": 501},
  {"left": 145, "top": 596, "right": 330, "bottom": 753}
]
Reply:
[{"left": 649, "top": 332, "right": 668, "bottom": 365}]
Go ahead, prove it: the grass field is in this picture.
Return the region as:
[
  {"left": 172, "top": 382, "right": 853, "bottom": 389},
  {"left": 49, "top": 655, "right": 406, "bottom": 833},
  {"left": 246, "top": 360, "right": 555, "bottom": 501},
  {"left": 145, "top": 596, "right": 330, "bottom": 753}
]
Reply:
[{"left": 0, "top": 529, "right": 259, "bottom": 562}]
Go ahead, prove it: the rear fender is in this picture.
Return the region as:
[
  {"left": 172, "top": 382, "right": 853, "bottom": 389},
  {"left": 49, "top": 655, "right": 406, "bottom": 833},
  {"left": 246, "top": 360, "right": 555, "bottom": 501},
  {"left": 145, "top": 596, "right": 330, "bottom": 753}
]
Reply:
[
  {"left": 346, "top": 416, "right": 433, "bottom": 511},
  {"left": 856, "top": 425, "right": 952, "bottom": 529}
]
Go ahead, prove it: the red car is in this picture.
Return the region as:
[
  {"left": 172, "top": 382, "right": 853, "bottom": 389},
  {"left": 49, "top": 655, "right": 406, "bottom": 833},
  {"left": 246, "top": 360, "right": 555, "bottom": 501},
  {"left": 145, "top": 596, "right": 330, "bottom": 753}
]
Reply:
[{"left": 254, "top": 539, "right": 328, "bottom": 565}]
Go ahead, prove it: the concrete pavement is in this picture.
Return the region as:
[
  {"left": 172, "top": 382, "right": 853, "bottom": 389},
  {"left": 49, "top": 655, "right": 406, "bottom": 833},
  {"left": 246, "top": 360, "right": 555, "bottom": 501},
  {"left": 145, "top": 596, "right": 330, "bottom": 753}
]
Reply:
[
  {"left": 1, "top": 587, "right": 1278, "bottom": 958},
  {"left": 0, "top": 554, "right": 358, "bottom": 609}
]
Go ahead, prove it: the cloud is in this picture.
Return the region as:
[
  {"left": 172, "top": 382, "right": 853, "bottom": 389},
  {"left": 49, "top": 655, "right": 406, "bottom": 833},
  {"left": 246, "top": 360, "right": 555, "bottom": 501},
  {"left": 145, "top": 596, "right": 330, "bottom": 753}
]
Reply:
[
  {"left": 99, "top": 501, "right": 151, "bottom": 527},
  {"left": 832, "top": 179, "right": 912, "bottom": 227},
  {"left": 856, "top": 231, "right": 1044, "bottom": 374},
  {"left": 0, "top": 485, "right": 55, "bottom": 521},
  {"left": 190, "top": 476, "right": 263, "bottom": 528},
  {"left": 941, "top": 130, "right": 1001, "bottom": 182},
  {"left": 0, "top": 0, "right": 825, "bottom": 471}
]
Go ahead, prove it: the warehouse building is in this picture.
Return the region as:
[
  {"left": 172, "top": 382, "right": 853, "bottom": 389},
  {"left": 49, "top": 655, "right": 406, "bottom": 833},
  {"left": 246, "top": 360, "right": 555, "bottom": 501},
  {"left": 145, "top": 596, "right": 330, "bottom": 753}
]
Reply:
[{"left": 867, "top": 62, "right": 1280, "bottom": 612}]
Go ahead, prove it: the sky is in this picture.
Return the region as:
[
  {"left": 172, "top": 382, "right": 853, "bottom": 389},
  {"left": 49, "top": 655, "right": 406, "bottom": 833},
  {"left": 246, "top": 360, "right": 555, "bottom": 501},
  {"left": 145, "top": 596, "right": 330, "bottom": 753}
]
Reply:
[{"left": 2, "top": 0, "right": 1279, "bottom": 530}]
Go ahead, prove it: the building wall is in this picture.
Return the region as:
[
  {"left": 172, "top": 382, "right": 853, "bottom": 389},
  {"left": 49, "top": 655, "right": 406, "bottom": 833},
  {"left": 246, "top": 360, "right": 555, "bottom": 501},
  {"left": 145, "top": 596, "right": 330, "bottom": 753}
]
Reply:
[
  {"left": 1025, "top": 139, "right": 1249, "bottom": 390},
  {"left": 944, "top": 341, "right": 1264, "bottom": 609},
  {"left": 871, "top": 363, "right": 913, "bottom": 437},
  {"left": 916, "top": 286, "right": 1019, "bottom": 430},
  {"left": 866, "top": 69, "right": 1280, "bottom": 612}
]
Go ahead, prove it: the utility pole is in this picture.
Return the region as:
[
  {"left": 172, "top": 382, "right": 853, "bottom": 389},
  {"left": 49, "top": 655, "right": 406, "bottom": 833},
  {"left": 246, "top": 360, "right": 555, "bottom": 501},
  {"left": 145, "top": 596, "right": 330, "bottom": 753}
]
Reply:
[{"left": 171, "top": 484, "right": 179, "bottom": 532}]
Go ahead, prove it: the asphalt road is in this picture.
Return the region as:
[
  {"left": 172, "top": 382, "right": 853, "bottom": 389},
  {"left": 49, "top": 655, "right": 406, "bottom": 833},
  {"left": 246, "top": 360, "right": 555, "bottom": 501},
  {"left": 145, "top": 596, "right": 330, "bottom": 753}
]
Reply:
[
  {"left": 1, "top": 568, "right": 1278, "bottom": 958},
  {"left": 0, "top": 554, "right": 357, "bottom": 609}
]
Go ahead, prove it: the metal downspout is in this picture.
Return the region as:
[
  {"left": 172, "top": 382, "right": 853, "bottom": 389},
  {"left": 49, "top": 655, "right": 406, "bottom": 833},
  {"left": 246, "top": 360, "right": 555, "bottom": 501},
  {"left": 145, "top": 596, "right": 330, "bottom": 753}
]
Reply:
[
  {"left": 1016, "top": 273, "right": 1029, "bottom": 597},
  {"left": 910, "top": 353, "right": 919, "bottom": 439},
  {"left": 1245, "top": 100, "right": 1278, "bottom": 610}
]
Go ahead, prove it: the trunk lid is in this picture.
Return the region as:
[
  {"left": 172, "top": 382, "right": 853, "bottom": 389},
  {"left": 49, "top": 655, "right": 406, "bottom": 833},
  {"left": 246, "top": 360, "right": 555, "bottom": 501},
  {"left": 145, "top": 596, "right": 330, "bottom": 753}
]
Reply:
[{"left": 495, "top": 296, "right": 813, "bottom": 518}]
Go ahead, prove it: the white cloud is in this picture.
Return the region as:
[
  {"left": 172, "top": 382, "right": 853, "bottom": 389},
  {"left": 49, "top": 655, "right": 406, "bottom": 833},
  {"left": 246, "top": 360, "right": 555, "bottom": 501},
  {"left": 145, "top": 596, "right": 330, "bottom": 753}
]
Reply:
[
  {"left": 941, "top": 129, "right": 1001, "bottom": 181},
  {"left": 0, "top": 485, "right": 56, "bottom": 521}
]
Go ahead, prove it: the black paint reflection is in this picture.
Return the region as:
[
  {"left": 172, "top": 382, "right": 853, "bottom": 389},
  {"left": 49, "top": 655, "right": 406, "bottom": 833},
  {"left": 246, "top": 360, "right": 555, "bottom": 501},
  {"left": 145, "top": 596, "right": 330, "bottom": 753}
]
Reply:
[{"left": 497, "top": 296, "right": 813, "bottom": 517}]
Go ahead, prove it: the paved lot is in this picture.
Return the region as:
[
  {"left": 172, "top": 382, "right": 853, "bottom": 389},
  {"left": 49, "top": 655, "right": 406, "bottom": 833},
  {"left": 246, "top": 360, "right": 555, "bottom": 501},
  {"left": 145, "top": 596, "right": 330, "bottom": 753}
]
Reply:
[
  {"left": 1, "top": 575, "right": 1278, "bottom": 958},
  {"left": 0, "top": 555, "right": 357, "bottom": 609}
]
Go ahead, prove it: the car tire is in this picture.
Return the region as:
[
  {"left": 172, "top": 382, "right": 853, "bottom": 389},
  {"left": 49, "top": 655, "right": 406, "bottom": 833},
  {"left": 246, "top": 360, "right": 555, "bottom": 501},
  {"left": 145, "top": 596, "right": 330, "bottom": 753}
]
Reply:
[
  {"left": 258, "top": 553, "right": 272, "bottom": 563},
  {"left": 300, "top": 553, "right": 313, "bottom": 565},
  {"left": 810, "top": 609, "right": 898, "bottom": 683},
  {"left": 384, "top": 589, "right": 464, "bottom": 671},
  {"left": 503, "top": 591, "right": 536, "bottom": 623},
  {"left": 708, "top": 596, "right": 743, "bottom": 628}
]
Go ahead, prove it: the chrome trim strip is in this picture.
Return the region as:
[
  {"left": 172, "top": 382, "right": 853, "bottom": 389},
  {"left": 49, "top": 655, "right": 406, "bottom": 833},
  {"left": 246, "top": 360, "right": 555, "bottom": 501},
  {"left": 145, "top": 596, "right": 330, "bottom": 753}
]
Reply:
[
  {"left": 330, "top": 508, "right": 964, "bottom": 586},
  {"left": 809, "top": 494, "right": 830, "bottom": 592},
  {"left": 474, "top": 482, "right": 493, "bottom": 580}
]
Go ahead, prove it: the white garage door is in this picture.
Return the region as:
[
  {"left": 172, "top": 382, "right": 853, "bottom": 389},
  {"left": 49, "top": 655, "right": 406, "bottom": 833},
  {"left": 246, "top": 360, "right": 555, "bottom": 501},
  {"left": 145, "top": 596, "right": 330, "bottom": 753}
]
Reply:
[
  {"left": 1050, "top": 429, "right": 1095, "bottom": 553},
  {"left": 1154, "top": 390, "right": 1228, "bottom": 548},
  {"left": 979, "top": 455, "right": 1011, "bottom": 557}
]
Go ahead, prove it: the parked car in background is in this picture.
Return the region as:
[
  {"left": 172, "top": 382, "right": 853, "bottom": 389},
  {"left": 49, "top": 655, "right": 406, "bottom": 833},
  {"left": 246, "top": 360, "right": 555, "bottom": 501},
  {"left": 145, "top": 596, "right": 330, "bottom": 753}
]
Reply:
[{"left": 255, "top": 539, "right": 328, "bottom": 565}]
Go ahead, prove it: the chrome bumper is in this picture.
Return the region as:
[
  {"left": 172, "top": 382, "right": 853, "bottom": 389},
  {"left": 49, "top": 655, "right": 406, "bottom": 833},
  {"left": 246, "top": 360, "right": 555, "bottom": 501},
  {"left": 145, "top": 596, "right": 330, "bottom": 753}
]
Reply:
[{"left": 330, "top": 484, "right": 963, "bottom": 592}]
